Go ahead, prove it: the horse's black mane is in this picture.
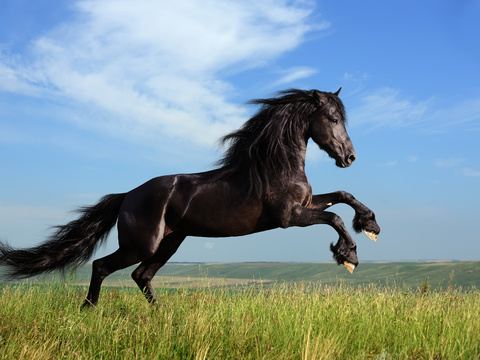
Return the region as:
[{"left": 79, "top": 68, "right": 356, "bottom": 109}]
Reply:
[{"left": 217, "top": 89, "right": 346, "bottom": 198}]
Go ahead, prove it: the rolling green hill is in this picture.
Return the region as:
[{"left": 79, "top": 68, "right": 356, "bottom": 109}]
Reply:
[
  {"left": 155, "top": 261, "right": 480, "bottom": 290},
  {"left": 2, "top": 261, "right": 478, "bottom": 290}
]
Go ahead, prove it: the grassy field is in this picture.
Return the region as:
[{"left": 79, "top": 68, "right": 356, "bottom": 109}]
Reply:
[
  {"left": 1, "top": 262, "right": 480, "bottom": 359},
  {"left": 1, "top": 280, "right": 479, "bottom": 359}
]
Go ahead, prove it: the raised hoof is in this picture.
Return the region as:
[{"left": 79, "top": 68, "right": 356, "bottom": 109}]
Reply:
[
  {"left": 343, "top": 261, "right": 355, "bottom": 274},
  {"left": 363, "top": 229, "right": 378, "bottom": 242}
]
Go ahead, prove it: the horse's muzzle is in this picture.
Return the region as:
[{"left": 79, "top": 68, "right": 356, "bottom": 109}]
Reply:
[
  {"left": 337, "top": 152, "right": 356, "bottom": 168},
  {"left": 345, "top": 153, "right": 356, "bottom": 166}
]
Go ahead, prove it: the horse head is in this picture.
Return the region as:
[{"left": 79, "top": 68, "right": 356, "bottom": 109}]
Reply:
[{"left": 308, "top": 89, "right": 356, "bottom": 168}]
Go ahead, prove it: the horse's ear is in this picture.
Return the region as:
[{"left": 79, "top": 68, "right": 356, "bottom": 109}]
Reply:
[
  {"left": 334, "top": 87, "right": 342, "bottom": 96},
  {"left": 313, "top": 90, "right": 327, "bottom": 106}
]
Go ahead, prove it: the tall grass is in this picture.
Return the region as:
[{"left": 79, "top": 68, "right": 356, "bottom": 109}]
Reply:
[{"left": 1, "top": 282, "right": 479, "bottom": 359}]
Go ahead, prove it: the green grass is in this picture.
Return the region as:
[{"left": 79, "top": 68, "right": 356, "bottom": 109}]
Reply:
[{"left": 1, "top": 281, "right": 480, "bottom": 359}]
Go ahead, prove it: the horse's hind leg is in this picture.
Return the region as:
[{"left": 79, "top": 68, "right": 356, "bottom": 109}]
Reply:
[
  {"left": 82, "top": 249, "right": 141, "bottom": 309},
  {"left": 131, "top": 232, "right": 186, "bottom": 304}
]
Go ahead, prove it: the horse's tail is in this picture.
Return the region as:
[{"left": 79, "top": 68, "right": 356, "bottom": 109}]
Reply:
[{"left": 0, "top": 193, "right": 126, "bottom": 279}]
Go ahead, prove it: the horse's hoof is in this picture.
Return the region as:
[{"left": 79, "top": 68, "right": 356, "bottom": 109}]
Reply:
[
  {"left": 80, "top": 300, "right": 96, "bottom": 310},
  {"left": 343, "top": 261, "right": 355, "bottom": 274},
  {"left": 363, "top": 230, "right": 378, "bottom": 242}
]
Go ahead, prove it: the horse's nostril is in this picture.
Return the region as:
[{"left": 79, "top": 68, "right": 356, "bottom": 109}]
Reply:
[{"left": 347, "top": 154, "right": 356, "bottom": 164}]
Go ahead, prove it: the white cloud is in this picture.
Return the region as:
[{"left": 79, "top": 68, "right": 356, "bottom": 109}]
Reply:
[
  {"left": 349, "top": 87, "right": 480, "bottom": 135},
  {"left": 0, "top": 0, "right": 322, "bottom": 148},
  {"left": 273, "top": 66, "right": 318, "bottom": 86},
  {"left": 350, "top": 88, "right": 430, "bottom": 130}
]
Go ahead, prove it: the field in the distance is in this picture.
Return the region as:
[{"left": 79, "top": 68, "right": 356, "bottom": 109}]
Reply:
[{"left": 29, "top": 260, "right": 480, "bottom": 290}]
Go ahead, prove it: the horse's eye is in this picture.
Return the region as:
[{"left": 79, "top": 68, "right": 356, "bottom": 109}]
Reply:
[{"left": 330, "top": 118, "right": 338, "bottom": 124}]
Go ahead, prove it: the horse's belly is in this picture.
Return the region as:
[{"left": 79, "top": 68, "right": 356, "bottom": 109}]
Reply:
[{"left": 167, "top": 196, "right": 273, "bottom": 237}]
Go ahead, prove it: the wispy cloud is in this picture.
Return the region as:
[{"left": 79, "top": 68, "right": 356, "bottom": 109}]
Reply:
[
  {"left": 434, "top": 159, "right": 480, "bottom": 178},
  {"left": 463, "top": 168, "right": 480, "bottom": 177},
  {"left": 349, "top": 87, "right": 480, "bottom": 134},
  {"left": 273, "top": 66, "right": 318, "bottom": 86},
  {"left": 340, "top": 72, "right": 370, "bottom": 96},
  {"left": 349, "top": 88, "right": 430, "bottom": 130},
  {"left": 0, "top": 0, "right": 322, "bottom": 148},
  {"left": 426, "top": 98, "right": 480, "bottom": 133},
  {"left": 380, "top": 161, "right": 398, "bottom": 167},
  {"left": 306, "top": 139, "right": 328, "bottom": 162},
  {"left": 434, "top": 158, "right": 465, "bottom": 168},
  {"left": 204, "top": 242, "right": 215, "bottom": 250}
]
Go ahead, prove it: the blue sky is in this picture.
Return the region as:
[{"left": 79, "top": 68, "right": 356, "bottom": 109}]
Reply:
[{"left": 1, "top": 0, "right": 479, "bottom": 263}]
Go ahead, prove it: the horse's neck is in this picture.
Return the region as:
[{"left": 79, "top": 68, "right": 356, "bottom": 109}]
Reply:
[{"left": 290, "top": 139, "right": 308, "bottom": 173}]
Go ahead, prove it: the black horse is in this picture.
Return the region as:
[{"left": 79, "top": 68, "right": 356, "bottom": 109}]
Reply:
[{"left": 0, "top": 88, "right": 380, "bottom": 308}]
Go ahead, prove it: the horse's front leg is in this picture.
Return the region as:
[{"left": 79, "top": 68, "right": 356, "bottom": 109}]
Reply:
[
  {"left": 288, "top": 206, "right": 359, "bottom": 273},
  {"left": 312, "top": 191, "right": 380, "bottom": 241}
]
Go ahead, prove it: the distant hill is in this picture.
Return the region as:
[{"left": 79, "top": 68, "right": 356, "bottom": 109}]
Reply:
[
  {"left": 2, "top": 261, "right": 479, "bottom": 290},
  {"left": 150, "top": 261, "right": 480, "bottom": 290}
]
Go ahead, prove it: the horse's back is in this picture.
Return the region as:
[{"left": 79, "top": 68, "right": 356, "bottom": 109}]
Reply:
[{"left": 119, "top": 171, "right": 273, "bottom": 239}]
